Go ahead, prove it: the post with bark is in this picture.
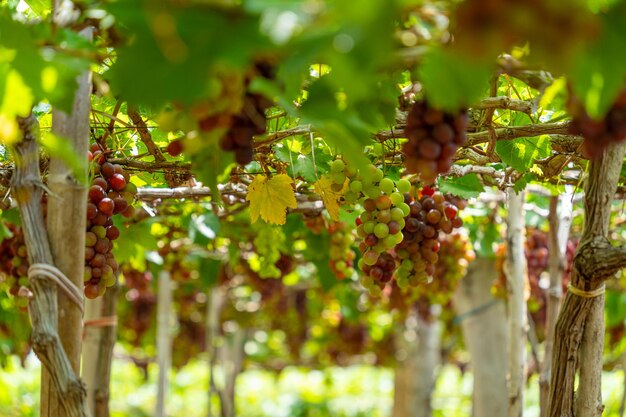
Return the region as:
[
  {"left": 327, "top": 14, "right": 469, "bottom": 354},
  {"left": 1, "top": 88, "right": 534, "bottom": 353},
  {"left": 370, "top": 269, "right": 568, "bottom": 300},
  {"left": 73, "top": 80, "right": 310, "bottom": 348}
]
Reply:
[
  {"left": 156, "top": 270, "right": 173, "bottom": 417},
  {"left": 82, "top": 297, "right": 103, "bottom": 416},
  {"left": 453, "top": 257, "right": 508, "bottom": 417},
  {"left": 13, "top": 115, "right": 89, "bottom": 416},
  {"left": 82, "top": 284, "right": 119, "bottom": 417},
  {"left": 539, "top": 188, "right": 573, "bottom": 417},
  {"left": 411, "top": 305, "right": 442, "bottom": 417},
  {"left": 42, "top": 28, "right": 92, "bottom": 415},
  {"left": 505, "top": 188, "right": 527, "bottom": 417},
  {"left": 548, "top": 142, "right": 626, "bottom": 417}
]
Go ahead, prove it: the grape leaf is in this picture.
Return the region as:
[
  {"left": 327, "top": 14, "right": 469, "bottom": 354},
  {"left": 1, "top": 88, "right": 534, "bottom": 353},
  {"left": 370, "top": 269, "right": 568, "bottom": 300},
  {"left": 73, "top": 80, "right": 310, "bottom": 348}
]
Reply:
[
  {"left": 313, "top": 175, "right": 342, "bottom": 221},
  {"left": 246, "top": 174, "right": 297, "bottom": 225},
  {"left": 188, "top": 212, "right": 220, "bottom": 246},
  {"left": 198, "top": 257, "right": 221, "bottom": 288},
  {"left": 418, "top": 48, "right": 493, "bottom": 111},
  {"left": 438, "top": 174, "right": 484, "bottom": 199},
  {"left": 495, "top": 135, "right": 552, "bottom": 172},
  {"left": 569, "top": 4, "right": 626, "bottom": 118}
]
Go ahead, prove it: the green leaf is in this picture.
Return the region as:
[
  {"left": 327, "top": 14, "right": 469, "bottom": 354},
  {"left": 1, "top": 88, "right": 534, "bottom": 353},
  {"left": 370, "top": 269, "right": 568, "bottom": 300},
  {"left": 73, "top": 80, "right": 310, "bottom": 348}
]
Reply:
[
  {"left": 569, "top": 4, "right": 626, "bottom": 118},
  {"left": 188, "top": 212, "right": 220, "bottom": 246},
  {"left": 0, "top": 219, "right": 12, "bottom": 242},
  {"left": 113, "top": 218, "right": 158, "bottom": 270},
  {"left": 438, "top": 174, "right": 484, "bottom": 199},
  {"left": 418, "top": 48, "right": 493, "bottom": 111},
  {"left": 198, "top": 257, "right": 221, "bottom": 288},
  {"left": 513, "top": 172, "right": 535, "bottom": 193},
  {"left": 23, "top": 0, "right": 50, "bottom": 17},
  {"left": 107, "top": 2, "right": 271, "bottom": 107},
  {"left": 1, "top": 208, "right": 21, "bottom": 226},
  {"left": 39, "top": 132, "right": 87, "bottom": 184},
  {"left": 495, "top": 135, "right": 552, "bottom": 172}
]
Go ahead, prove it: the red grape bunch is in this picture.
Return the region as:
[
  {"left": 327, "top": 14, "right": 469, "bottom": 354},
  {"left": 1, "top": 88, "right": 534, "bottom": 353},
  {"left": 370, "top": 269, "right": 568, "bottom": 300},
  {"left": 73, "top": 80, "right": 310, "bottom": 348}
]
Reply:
[
  {"left": 568, "top": 87, "right": 626, "bottom": 159},
  {"left": 403, "top": 100, "right": 467, "bottom": 183},
  {"left": 327, "top": 221, "right": 356, "bottom": 280},
  {"left": 0, "top": 224, "right": 31, "bottom": 308},
  {"left": 119, "top": 267, "right": 156, "bottom": 346},
  {"left": 393, "top": 185, "right": 464, "bottom": 289},
  {"left": 304, "top": 214, "right": 326, "bottom": 235},
  {"left": 84, "top": 145, "right": 137, "bottom": 299}
]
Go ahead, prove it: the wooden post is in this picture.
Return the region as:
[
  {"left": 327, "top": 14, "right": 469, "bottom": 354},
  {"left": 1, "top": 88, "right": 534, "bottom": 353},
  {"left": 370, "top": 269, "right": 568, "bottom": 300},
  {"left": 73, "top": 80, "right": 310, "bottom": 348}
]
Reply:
[
  {"left": 42, "top": 24, "right": 92, "bottom": 417},
  {"left": 453, "top": 257, "right": 508, "bottom": 417},
  {"left": 13, "top": 115, "right": 89, "bottom": 416},
  {"left": 548, "top": 142, "right": 626, "bottom": 417},
  {"left": 81, "top": 297, "right": 102, "bottom": 416},
  {"left": 539, "top": 188, "right": 573, "bottom": 417},
  {"left": 505, "top": 188, "right": 527, "bottom": 417},
  {"left": 156, "top": 270, "right": 173, "bottom": 417}
]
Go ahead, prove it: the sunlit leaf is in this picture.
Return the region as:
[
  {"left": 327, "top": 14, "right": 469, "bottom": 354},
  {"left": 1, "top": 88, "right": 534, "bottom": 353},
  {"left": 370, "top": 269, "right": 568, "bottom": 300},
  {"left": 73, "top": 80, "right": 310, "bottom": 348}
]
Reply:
[
  {"left": 495, "top": 135, "right": 552, "bottom": 171},
  {"left": 247, "top": 174, "right": 297, "bottom": 224},
  {"left": 438, "top": 174, "right": 484, "bottom": 199},
  {"left": 313, "top": 175, "right": 342, "bottom": 221}
]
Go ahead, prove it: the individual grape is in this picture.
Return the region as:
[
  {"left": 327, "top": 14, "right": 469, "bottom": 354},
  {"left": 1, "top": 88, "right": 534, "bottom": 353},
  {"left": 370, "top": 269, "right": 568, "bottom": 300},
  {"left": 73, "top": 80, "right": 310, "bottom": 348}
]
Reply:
[
  {"left": 89, "top": 185, "right": 107, "bottom": 203},
  {"left": 373, "top": 223, "right": 389, "bottom": 239},
  {"left": 349, "top": 180, "right": 363, "bottom": 193},
  {"left": 330, "top": 159, "right": 346, "bottom": 173},
  {"left": 363, "top": 250, "right": 380, "bottom": 266},
  {"left": 166, "top": 139, "right": 184, "bottom": 156},
  {"left": 98, "top": 198, "right": 115, "bottom": 216},
  {"left": 396, "top": 179, "right": 411, "bottom": 194},
  {"left": 379, "top": 178, "right": 395, "bottom": 194},
  {"left": 109, "top": 173, "right": 127, "bottom": 191}
]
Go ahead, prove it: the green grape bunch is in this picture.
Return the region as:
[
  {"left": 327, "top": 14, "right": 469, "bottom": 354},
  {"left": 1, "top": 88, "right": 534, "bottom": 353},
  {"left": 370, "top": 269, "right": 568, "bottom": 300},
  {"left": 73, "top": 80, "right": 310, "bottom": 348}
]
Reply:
[
  {"left": 327, "top": 221, "right": 357, "bottom": 280},
  {"left": 253, "top": 224, "right": 286, "bottom": 279}
]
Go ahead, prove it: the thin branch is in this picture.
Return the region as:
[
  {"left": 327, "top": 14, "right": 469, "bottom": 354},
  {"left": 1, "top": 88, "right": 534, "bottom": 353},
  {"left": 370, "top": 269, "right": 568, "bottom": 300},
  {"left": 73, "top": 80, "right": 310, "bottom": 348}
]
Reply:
[
  {"left": 107, "top": 158, "right": 191, "bottom": 172},
  {"left": 473, "top": 96, "right": 533, "bottom": 114},
  {"left": 445, "top": 164, "right": 505, "bottom": 179},
  {"left": 255, "top": 125, "right": 312, "bottom": 148},
  {"left": 127, "top": 107, "right": 166, "bottom": 163}
]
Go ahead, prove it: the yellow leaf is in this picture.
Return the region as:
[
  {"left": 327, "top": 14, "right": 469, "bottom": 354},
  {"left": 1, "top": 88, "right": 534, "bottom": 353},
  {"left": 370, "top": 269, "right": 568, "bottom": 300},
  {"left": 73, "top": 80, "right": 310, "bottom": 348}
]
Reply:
[
  {"left": 246, "top": 174, "right": 297, "bottom": 225},
  {"left": 314, "top": 175, "right": 342, "bottom": 221},
  {"left": 0, "top": 114, "right": 20, "bottom": 145}
]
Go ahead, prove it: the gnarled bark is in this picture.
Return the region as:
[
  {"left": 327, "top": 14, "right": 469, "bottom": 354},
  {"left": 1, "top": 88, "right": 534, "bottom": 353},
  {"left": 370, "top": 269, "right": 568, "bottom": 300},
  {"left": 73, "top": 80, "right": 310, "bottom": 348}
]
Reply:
[
  {"left": 13, "top": 115, "right": 89, "bottom": 417},
  {"left": 540, "top": 190, "right": 573, "bottom": 417},
  {"left": 43, "top": 25, "right": 92, "bottom": 417},
  {"left": 548, "top": 142, "right": 626, "bottom": 417}
]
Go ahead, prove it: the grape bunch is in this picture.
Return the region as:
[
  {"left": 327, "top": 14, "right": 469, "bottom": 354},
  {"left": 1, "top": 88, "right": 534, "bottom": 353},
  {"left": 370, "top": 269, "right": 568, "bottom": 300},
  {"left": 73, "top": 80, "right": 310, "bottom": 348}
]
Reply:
[
  {"left": 328, "top": 159, "right": 404, "bottom": 206},
  {"left": 327, "top": 221, "right": 356, "bottom": 280},
  {"left": 0, "top": 224, "right": 30, "bottom": 308},
  {"left": 568, "top": 87, "right": 626, "bottom": 159},
  {"left": 158, "top": 243, "right": 194, "bottom": 282},
  {"left": 355, "top": 179, "right": 413, "bottom": 294},
  {"left": 253, "top": 224, "right": 287, "bottom": 279},
  {"left": 328, "top": 158, "right": 360, "bottom": 204},
  {"left": 158, "top": 63, "right": 275, "bottom": 166},
  {"left": 387, "top": 232, "right": 474, "bottom": 316},
  {"left": 119, "top": 267, "right": 156, "bottom": 346},
  {"left": 393, "top": 186, "right": 465, "bottom": 289},
  {"left": 304, "top": 214, "right": 325, "bottom": 234},
  {"left": 494, "top": 228, "right": 577, "bottom": 339},
  {"left": 403, "top": 100, "right": 467, "bottom": 183},
  {"left": 84, "top": 145, "right": 137, "bottom": 299}
]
